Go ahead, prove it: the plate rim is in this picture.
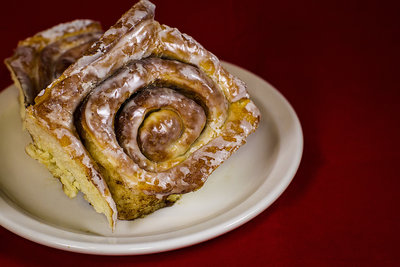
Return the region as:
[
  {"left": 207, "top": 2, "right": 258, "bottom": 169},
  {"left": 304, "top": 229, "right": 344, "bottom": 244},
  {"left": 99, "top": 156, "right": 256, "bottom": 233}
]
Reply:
[{"left": 0, "top": 62, "right": 303, "bottom": 255}]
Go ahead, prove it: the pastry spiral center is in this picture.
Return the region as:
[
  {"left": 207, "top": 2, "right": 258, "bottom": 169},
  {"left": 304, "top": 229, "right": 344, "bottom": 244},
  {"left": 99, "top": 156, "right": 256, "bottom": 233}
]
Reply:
[
  {"left": 78, "top": 58, "right": 228, "bottom": 174},
  {"left": 139, "top": 109, "right": 183, "bottom": 162},
  {"left": 117, "top": 87, "right": 207, "bottom": 171}
]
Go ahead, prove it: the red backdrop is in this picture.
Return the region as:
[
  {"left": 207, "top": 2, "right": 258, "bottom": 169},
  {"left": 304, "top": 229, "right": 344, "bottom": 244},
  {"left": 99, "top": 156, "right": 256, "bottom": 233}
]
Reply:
[{"left": 1, "top": 0, "right": 399, "bottom": 266}]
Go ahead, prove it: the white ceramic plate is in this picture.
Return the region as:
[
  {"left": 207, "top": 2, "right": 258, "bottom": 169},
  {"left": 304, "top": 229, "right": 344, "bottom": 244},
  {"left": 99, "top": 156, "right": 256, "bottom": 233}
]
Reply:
[{"left": 0, "top": 62, "right": 302, "bottom": 255}]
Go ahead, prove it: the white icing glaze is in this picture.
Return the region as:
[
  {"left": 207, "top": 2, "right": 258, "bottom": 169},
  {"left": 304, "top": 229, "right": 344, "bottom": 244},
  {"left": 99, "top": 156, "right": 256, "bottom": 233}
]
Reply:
[
  {"left": 132, "top": 10, "right": 148, "bottom": 25},
  {"left": 37, "top": 89, "right": 45, "bottom": 97},
  {"left": 245, "top": 101, "right": 261, "bottom": 118},
  {"left": 54, "top": 127, "right": 69, "bottom": 139},
  {"left": 240, "top": 119, "right": 254, "bottom": 136},
  {"left": 180, "top": 166, "right": 190, "bottom": 176},
  {"left": 97, "top": 104, "right": 110, "bottom": 124},
  {"left": 38, "top": 19, "right": 95, "bottom": 40},
  {"left": 179, "top": 65, "right": 202, "bottom": 81}
]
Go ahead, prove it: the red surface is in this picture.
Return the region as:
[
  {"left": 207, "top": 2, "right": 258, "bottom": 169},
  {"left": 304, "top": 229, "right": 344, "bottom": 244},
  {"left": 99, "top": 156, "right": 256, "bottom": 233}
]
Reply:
[{"left": 1, "top": 0, "right": 399, "bottom": 266}]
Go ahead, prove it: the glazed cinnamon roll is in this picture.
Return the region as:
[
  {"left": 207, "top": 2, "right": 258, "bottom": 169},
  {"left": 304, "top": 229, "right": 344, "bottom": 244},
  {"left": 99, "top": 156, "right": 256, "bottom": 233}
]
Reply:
[
  {"left": 5, "top": 20, "right": 103, "bottom": 119},
  {"left": 7, "top": 0, "right": 260, "bottom": 228}
]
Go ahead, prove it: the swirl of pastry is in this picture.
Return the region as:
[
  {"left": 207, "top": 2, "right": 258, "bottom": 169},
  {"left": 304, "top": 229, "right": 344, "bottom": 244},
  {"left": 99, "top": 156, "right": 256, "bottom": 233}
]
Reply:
[
  {"left": 79, "top": 58, "right": 228, "bottom": 175},
  {"left": 22, "top": 0, "right": 260, "bottom": 225},
  {"left": 117, "top": 87, "right": 207, "bottom": 169}
]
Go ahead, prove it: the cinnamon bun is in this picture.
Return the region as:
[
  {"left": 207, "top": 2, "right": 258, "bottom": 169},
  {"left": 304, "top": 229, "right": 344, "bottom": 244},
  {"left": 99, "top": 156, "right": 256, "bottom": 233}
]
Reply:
[
  {"left": 6, "top": 0, "right": 260, "bottom": 229},
  {"left": 5, "top": 20, "right": 103, "bottom": 120}
]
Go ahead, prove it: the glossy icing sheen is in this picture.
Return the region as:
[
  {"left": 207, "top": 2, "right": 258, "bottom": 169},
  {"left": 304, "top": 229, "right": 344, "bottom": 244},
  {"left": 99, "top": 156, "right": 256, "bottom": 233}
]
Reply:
[{"left": 26, "top": 0, "right": 260, "bottom": 200}]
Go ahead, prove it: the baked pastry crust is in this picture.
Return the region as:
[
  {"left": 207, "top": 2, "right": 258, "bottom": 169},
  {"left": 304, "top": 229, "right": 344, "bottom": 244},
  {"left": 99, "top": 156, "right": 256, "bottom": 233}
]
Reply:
[{"left": 6, "top": 0, "right": 260, "bottom": 228}]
